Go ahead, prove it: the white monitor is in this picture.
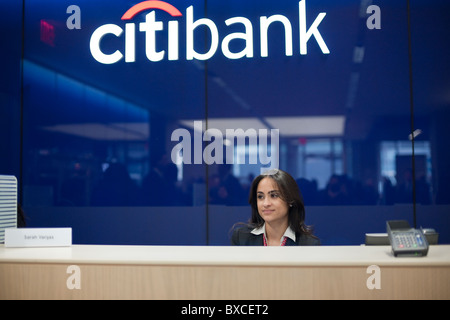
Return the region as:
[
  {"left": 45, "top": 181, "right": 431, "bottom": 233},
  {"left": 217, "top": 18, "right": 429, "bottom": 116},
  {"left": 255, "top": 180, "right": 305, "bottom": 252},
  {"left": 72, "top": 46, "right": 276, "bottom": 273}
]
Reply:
[{"left": 0, "top": 175, "right": 17, "bottom": 244}]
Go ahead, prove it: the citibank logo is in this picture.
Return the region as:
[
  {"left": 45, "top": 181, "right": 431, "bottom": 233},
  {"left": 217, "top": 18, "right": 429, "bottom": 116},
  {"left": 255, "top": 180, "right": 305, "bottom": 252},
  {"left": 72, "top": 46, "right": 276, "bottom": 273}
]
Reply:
[{"left": 90, "top": 0, "right": 330, "bottom": 64}]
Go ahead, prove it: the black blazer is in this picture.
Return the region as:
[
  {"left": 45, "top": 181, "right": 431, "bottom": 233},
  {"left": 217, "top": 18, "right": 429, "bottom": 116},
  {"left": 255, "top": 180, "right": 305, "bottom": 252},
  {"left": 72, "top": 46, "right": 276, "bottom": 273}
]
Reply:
[{"left": 231, "top": 225, "right": 320, "bottom": 246}]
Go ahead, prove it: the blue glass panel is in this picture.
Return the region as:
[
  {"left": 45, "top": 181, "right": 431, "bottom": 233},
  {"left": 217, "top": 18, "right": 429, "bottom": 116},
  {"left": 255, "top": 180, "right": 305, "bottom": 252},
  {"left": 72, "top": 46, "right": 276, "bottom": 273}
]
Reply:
[
  {"left": 410, "top": 0, "right": 450, "bottom": 243},
  {"left": 21, "top": 0, "right": 207, "bottom": 244}
]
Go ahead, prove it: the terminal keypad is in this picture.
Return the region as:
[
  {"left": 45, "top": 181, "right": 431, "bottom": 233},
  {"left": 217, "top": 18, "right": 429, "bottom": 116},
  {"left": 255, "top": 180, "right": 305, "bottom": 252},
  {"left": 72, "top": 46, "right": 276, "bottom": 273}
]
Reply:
[{"left": 394, "top": 232, "right": 424, "bottom": 248}]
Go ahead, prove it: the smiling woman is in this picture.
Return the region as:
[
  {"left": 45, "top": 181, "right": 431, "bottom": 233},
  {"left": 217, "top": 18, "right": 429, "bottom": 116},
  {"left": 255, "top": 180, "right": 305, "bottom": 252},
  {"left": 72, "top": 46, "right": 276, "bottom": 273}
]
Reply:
[{"left": 231, "top": 169, "right": 320, "bottom": 246}]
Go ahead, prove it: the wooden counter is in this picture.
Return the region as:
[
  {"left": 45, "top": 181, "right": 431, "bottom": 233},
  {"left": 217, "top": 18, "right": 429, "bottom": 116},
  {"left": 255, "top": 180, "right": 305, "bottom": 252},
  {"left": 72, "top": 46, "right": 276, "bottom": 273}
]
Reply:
[{"left": 1, "top": 245, "right": 449, "bottom": 299}]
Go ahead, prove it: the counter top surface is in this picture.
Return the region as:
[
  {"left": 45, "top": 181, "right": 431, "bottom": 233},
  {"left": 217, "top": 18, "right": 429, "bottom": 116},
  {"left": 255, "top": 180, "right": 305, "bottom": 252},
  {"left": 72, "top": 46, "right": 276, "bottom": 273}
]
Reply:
[{"left": 1, "top": 244, "right": 450, "bottom": 267}]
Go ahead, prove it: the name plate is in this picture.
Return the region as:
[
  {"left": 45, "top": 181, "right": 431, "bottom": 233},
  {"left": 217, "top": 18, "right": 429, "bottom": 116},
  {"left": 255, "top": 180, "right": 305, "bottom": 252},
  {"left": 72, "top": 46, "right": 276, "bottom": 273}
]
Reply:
[{"left": 4, "top": 228, "right": 72, "bottom": 247}]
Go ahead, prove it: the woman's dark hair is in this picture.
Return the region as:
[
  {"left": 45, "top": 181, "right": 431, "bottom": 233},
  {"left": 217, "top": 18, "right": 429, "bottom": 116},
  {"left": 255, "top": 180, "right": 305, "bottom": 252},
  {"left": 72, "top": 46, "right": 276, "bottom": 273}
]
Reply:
[{"left": 248, "top": 169, "right": 314, "bottom": 237}]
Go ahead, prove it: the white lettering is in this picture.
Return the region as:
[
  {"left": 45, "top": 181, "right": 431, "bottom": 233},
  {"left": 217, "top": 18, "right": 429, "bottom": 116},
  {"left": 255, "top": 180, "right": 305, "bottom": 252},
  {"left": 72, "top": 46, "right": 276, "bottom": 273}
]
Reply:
[
  {"left": 89, "top": 1, "right": 330, "bottom": 64},
  {"left": 257, "top": 129, "right": 279, "bottom": 170},
  {"left": 125, "top": 23, "right": 135, "bottom": 62},
  {"left": 366, "top": 265, "right": 381, "bottom": 290},
  {"left": 66, "top": 5, "right": 81, "bottom": 30},
  {"left": 366, "top": 5, "right": 381, "bottom": 30},
  {"left": 181, "top": 304, "right": 215, "bottom": 317},
  {"left": 260, "top": 15, "right": 293, "bottom": 57},
  {"left": 225, "top": 305, "right": 269, "bottom": 315},
  {"left": 222, "top": 17, "right": 254, "bottom": 59},
  {"left": 171, "top": 121, "right": 279, "bottom": 173},
  {"left": 225, "top": 128, "right": 258, "bottom": 164},
  {"left": 194, "top": 120, "right": 203, "bottom": 164},
  {"left": 90, "top": 24, "right": 123, "bottom": 64},
  {"left": 203, "top": 128, "right": 224, "bottom": 165},
  {"left": 140, "top": 11, "right": 164, "bottom": 62},
  {"left": 66, "top": 265, "right": 81, "bottom": 290},
  {"left": 171, "top": 128, "right": 192, "bottom": 164},
  {"left": 168, "top": 21, "right": 179, "bottom": 60},
  {"left": 186, "top": 6, "right": 219, "bottom": 60},
  {"left": 299, "top": 0, "right": 329, "bottom": 55}
]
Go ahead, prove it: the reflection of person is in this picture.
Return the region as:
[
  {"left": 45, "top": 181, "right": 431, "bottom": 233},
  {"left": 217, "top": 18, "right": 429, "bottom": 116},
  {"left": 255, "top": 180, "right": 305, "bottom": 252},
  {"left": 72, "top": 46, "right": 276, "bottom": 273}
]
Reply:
[
  {"left": 318, "top": 174, "right": 351, "bottom": 205},
  {"left": 231, "top": 169, "right": 320, "bottom": 246},
  {"left": 91, "top": 162, "right": 139, "bottom": 206},
  {"left": 209, "top": 164, "right": 246, "bottom": 205}
]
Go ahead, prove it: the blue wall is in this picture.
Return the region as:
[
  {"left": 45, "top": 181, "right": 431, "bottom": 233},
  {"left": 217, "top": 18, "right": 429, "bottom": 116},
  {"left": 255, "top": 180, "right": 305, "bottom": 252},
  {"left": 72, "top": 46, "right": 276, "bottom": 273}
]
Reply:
[{"left": 0, "top": 0, "right": 22, "bottom": 181}]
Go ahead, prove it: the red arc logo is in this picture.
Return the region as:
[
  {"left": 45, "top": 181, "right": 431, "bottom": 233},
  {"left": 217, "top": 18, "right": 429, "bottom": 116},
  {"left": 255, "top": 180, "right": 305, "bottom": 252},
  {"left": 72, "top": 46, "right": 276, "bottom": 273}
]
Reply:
[{"left": 121, "top": 0, "right": 183, "bottom": 20}]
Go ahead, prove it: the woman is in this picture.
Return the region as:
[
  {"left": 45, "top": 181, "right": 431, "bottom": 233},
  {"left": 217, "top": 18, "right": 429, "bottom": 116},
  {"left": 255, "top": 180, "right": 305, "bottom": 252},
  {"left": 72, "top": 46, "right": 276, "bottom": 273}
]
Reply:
[{"left": 231, "top": 169, "right": 320, "bottom": 246}]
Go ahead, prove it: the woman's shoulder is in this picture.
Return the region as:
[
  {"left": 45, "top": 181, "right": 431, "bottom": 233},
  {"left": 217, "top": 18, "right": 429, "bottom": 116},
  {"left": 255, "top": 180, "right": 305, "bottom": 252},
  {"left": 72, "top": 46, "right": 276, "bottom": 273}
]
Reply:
[
  {"left": 296, "top": 233, "right": 321, "bottom": 246},
  {"left": 231, "top": 224, "right": 261, "bottom": 245},
  {"left": 233, "top": 224, "right": 254, "bottom": 233}
]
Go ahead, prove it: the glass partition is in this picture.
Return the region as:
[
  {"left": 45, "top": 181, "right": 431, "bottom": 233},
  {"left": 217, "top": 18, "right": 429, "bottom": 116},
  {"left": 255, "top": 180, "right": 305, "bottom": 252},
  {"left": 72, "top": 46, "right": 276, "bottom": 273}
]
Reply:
[
  {"left": 410, "top": 0, "right": 450, "bottom": 242},
  {"left": 206, "top": 0, "right": 418, "bottom": 244},
  {"left": 22, "top": 0, "right": 208, "bottom": 244},
  {"left": 1, "top": 0, "right": 448, "bottom": 245}
]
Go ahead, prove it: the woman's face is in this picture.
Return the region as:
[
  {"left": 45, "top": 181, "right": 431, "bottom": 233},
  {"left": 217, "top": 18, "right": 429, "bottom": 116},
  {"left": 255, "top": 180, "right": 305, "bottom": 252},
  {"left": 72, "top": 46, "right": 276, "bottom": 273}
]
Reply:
[{"left": 256, "top": 177, "right": 289, "bottom": 225}]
